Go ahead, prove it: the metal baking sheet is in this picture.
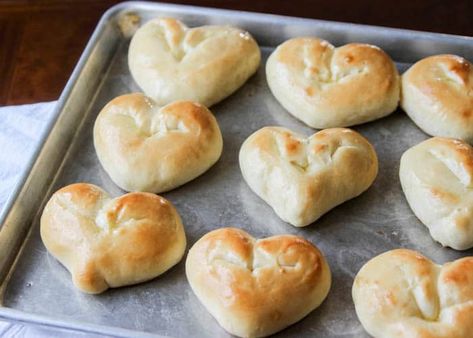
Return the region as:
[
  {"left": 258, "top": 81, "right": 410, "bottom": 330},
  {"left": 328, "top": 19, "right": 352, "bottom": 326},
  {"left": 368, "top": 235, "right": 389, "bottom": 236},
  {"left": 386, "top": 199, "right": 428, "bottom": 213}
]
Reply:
[{"left": 1, "top": 1, "right": 473, "bottom": 337}]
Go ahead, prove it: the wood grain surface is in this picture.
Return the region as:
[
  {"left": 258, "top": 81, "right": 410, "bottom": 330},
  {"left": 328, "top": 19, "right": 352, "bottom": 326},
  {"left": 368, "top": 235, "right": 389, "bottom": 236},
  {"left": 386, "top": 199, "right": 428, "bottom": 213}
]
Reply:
[{"left": 0, "top": 0, "right": 471, "bottom": 105}]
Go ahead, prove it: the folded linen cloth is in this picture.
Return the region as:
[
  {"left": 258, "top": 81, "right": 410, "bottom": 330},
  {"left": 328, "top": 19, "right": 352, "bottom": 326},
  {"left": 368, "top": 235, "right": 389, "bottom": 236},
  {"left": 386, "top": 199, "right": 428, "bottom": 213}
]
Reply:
[{"left": 0, "top": 101, "right": 57, "bottom": 211}]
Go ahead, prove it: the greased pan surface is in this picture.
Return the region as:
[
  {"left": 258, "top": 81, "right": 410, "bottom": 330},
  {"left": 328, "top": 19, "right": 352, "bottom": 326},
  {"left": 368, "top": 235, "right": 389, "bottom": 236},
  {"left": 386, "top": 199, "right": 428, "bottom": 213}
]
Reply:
[{"left": 1, "top": 2, "right": 473, "bottom": 337}]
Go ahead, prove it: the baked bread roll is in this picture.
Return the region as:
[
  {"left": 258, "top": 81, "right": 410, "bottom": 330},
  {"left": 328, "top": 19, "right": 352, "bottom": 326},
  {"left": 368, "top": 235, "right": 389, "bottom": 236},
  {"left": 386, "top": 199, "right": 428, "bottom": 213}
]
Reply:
[
  {"left": 129, "top": 17, "right": 261, "bottom": 107},
  {"left": 40, "top": 183, "right": 186, "bottom": 294},
  {"left": 401, "top": 55, "right": 473, "bottom": 142},
  {"left": 400, "top": 136, "right": 473, "bottom": 250},
  {"left": 353, "top": 249, "right": 473, "bottom": 338},
  {"left": 239, "top": 127, "right": 378, "bottom": 227},
  {"left": 186, "top": 227, "right": 331, "bottom": 337},
  {"left": 93, "top": 93, "right": 223, "bottom": 193},
  {"left": 266, "top": 37, "right": 400, "bottom": 128}
]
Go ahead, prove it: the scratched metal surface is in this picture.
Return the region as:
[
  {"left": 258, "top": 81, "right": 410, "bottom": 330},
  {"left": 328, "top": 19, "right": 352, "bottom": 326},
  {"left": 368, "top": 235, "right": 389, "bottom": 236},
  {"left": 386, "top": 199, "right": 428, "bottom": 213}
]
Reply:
[{"left": 1, "top": 1, "right": 473, "bottom": 337}]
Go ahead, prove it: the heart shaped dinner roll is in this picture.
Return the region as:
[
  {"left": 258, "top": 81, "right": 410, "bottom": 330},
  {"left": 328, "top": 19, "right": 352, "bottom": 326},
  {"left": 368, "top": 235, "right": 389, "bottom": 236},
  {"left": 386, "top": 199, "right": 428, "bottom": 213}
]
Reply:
[
  {"left": 353, "top": 249, "right": 473, "bottom": 338},
  {"left": 400, "top": 137, "right": 473, "bottom": 250},
  {"left": 129, "top": 17, "right": 261, "bottom": 107},
  {"left": 186, "top": 227, "right": 331, "bottom": 338},
  {"left": 94, "top": 93, "right": 223, "bottom": 193},
  {"left": 239, "top": 127, "right": 378, "bottom": 227},
  {"left": 401, "top": 55, "right": 473, "bottom": 142},
  {"left": 40, "top": 183, "right": 186, "bottom": 294},
  {"left": 266, "top": 37, "right": 400, "bottom": 128}
]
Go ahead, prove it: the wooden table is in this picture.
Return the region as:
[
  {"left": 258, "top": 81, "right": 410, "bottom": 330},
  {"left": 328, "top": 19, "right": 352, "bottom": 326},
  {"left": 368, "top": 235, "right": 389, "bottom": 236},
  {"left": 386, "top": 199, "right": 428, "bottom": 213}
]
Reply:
[{"left": 1, "top": 0, "right": 472, "bottom": 106}]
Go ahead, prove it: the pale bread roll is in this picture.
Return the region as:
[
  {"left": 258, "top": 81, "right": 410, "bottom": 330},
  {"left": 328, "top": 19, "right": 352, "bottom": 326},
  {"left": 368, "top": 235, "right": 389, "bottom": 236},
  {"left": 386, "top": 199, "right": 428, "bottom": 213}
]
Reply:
[
  {"left": 186, "top": 227, "right": 331, "bottom": 338},
  {"left": 401, "top": 55, "right": 473, "bottom": 142},
  {"left": 400, "top": 136, "right": 473, "bottom": 250},
  {"left": 239, "top": 127, "right": 378, "bottom": 227},
  {"left": 40, "top": 183, "right": 186, "bottom": 294},
  {"left": 129, "top": 17, "right": 261, "bottom": 107},
  {"left": 93, "top": 93, "right": 223, "bottom": 193},
  {"left": 353, "top": 249, "right": 473, "bottom": 338},
  {"left": 266, "top": 37, "right": 400, "bottom": 128}
]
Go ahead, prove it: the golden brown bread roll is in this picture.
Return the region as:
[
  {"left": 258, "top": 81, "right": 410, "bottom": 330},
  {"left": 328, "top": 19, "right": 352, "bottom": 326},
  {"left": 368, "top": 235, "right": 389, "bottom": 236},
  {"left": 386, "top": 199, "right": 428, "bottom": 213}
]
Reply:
[
  {"left": 401, "top": 55, "right": 473, "bottom": 142},
  {"left": 353, "top": 249, "right": 473, "bottom": 338},
  {"left": 129, "top": 17, "right": 261, "bottom": 107},
  {"left": 239, "top": 126, "right": 378, "bottom": 226},
  {"left": 186, "top": 227, "right": 331, "bottom": 337},
  {"left": 266, "top": 37, "right": 400, "bottom": 128},
  {"left": 93, "top": 93, "right": 223, "bottom": 193},
  {"left": 40, "top": 183, "right": 186, "bottom": 294},
  {"left": 400, "top": 136, "right": 473, "bottom": 250}
]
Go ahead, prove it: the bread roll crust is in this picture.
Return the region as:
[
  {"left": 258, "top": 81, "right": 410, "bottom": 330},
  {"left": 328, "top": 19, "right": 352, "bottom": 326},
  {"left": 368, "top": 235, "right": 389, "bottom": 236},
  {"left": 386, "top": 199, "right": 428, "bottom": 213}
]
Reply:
[
  {"left": 40, "top": 183, "right": 186, "bottom": 294},
  {"left": 401, "top": 55, "right": 473, "bottom": 142},
  {"left": 266, "top": 37, "right": 400, "bottom": 128},
  {"left": 400, "top": 136, "right": 473, "bottom": 250},
  {"left": 186, "top": 227, "right": 331, "bottom": 337},
  {"left": 93, "top": 93, "right": 223, "bottom": 193},
  {"left": 128, "top": 17, "right": 261, "bottom": 107},
  {"left": 239, "top": 127, "right": 378, "bottom": 226},
  {"left": 353, "top": 249, "right": 473, "bottom": 338}
]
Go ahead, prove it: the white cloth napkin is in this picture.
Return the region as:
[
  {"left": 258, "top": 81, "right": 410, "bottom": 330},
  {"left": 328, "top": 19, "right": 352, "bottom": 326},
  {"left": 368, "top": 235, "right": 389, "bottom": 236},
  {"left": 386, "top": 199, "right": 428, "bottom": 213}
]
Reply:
[
  {"left": 0, "top": 101, "right": 57, "bottom": 211},
  {"left": 0, "top": 102, "right": 106, "bottom": 337}
]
